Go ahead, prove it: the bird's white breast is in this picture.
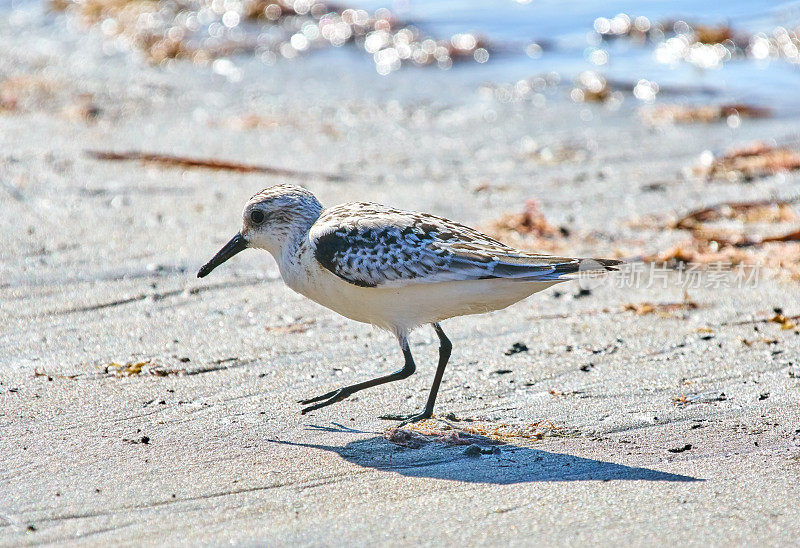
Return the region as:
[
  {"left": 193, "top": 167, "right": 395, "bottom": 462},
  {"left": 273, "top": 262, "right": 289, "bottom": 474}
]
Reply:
[{"left": 277, "top": 240, "right": 558, "bottom": 334}]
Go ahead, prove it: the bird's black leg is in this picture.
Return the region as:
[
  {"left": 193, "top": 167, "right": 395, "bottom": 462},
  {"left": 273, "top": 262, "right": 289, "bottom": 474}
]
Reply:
[
  {"left": 380, "top": 323, "right": 452, "bottom": 425},
  {"left": 299, "top": 337, "right": 416, "bottom": 415}
]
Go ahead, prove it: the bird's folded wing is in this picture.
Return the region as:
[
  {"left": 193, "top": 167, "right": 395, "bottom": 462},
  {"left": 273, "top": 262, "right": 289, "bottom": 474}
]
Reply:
[{"left": 310, "top": 205, "right": 620, "bottom": 288}]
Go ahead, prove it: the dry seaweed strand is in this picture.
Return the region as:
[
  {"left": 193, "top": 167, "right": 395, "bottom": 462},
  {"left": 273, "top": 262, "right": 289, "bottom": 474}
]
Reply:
[
  {"left": 761, "top": 228, "right": 800, "bottom": 243},
  {"left": 641, "top": 197, "right": 800, "bottom": 278},
  {"left": 85, "top": 150, "right": 344, "bottom": 181},
  {"left": 105, "top": 360, "right": 151, "bottom": 377},
  {"left": 719, "top": 311, "right": 800, "bottom": 329},
  {"left": 671, "top": 198, "right": 798, "bottom": 229},
  {"left": 739, "top": 336, "right": 778, "bottom": 346},
  {"left": 769, "top": 313, "right": 799, "bottom": 330},
  {"left": 104, "top": 359, "right": 197, "bottom": 377},
  {"left": 696, "top": 142, "right": 800, "bottom": 181},
  {"left": 34, "top": 368, "right": 80, "bottom": 380},
  {"left": 642, "top": 103, "right": 771, "bottom": 125},
  {"left": 690, "top": 226, "right": 800, "bottom": 248},
  {"left": 623, "top": 292, "right": 699, "bottom": 317}
]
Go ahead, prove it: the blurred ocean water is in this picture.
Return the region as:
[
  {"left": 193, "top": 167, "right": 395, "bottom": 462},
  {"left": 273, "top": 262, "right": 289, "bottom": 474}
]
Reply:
[
  {"left": 344, "top": 0, "right": 800, "bottom": 107},
  {"left": 3, "top": 0, "right": 800, "bottom": 108}
]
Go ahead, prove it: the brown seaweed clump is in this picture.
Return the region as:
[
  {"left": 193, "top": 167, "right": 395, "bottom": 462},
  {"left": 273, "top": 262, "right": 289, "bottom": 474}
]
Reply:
[
  {"left": 623, "top": 294, "right": 699, "bottom": 317},
  {"left": 570, "top": 71, "right": 611, "bottom": 103},
  {"left": 694, "top": 142, "right": 800, "bottom": 181},
  {"left": 569, "top": 72, "right": 661, "bottom": 104},
  {"left": 49, "top": 0, "right": 493, "bottom": 72},
  {"left": 594, "top": 15, "right": 800, "bottom": 68},
  {"left": 641, "top": 103, "right": 771, "bottom": 125},
  {"left": 484, "top": 199, "right": 565, "bottom": 253},
  {"left": 642, "top": 199, "right": 800, "bottom": 278},
  {"left": 671, "top": 199, "right": 798, "bottom": 230}
]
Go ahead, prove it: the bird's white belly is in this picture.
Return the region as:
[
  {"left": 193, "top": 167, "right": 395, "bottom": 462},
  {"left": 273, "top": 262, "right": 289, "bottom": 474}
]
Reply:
[{"left": 285, "top": 262, "right": 559, "bottom": 334}]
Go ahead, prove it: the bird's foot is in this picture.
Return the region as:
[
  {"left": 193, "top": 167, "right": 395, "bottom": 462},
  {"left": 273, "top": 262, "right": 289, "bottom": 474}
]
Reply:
[
  {"left": 379, "top": 410, "right": 433, "bottom": 427},
  {"left": 299, "top": 388, "right": 340, "bottom": 405},
  {"left": 299, "top": 387, "right": 352, "bottom": 414}
]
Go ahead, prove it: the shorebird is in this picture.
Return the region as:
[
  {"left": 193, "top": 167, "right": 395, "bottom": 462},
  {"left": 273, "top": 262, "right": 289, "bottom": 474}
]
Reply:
[{"left": 198, "top": 184, "right": 620, "bottom": 424}]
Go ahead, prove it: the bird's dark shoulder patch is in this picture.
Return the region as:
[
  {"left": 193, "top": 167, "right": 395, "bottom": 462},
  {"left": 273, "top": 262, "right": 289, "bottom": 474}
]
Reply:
[{"left": 314, "top": 228, "right": 379, "bottom": 287}]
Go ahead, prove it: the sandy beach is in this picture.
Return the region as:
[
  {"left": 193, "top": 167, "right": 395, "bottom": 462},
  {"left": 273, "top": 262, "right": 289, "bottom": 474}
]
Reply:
[{"left": 2, "top": 3, "right": 800, "bottom": 545}]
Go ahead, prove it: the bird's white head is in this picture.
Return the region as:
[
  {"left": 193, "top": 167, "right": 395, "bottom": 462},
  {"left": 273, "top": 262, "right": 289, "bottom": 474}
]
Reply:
[
  {"left": 241, "top": 184, "right": 323, "bottom": 255},
  {"left": 197, "top": 184, "right": 323, "bottom": 278}
]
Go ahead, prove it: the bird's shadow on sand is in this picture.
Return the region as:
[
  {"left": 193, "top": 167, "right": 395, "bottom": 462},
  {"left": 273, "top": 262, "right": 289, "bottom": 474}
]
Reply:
[{"left": 269, "top": 423, "right": 701, "bottom": 484}]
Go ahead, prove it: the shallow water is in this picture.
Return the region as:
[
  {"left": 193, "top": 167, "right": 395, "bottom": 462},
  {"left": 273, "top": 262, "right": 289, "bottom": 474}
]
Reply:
[
  {"left": 347, "top": 0, "right": 800, "bottom": 108},
  {"left": 5, "top": 0, "right": 800, "bottom": 108}
]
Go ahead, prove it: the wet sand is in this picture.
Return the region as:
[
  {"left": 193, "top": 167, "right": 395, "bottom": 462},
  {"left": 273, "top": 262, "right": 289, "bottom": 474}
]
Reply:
[{"left": 2, "top": 9, "right": 800, "bottom": 547}]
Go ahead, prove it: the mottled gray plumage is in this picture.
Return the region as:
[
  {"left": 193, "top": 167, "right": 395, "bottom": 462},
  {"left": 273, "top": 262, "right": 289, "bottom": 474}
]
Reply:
[{"left": 310, "top": 202, "right": 616, "bottom": 288}]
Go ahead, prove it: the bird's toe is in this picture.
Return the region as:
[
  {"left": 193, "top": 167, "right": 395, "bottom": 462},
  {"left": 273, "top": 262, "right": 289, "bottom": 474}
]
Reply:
[
  {"left": 298, "top": 388, "right": 352, "bottom": 414},
  {"left": 299, "top": 389, "right": 340, "bottom": 405}
]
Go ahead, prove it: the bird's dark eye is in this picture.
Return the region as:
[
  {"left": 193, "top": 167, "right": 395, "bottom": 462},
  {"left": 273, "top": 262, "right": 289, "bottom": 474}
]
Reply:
[{"left": 250, "top": 210, "right": 266, "bottom": 224}]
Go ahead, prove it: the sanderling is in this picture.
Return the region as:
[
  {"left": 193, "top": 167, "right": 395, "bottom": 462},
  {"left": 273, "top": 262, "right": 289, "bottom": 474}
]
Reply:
[{"left": 198, "top": 184, "right": 621, "bottom": 424}]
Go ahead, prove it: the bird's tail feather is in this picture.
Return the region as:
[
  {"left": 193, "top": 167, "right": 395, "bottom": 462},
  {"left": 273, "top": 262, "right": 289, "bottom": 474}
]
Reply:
[{"left": 550, "top": 257, "right": 625, "bottom": 281}]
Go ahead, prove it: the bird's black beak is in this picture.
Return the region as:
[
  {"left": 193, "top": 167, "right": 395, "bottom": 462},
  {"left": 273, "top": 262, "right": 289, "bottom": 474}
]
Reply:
[{"left": 197, "top": 232, "right": 248, "bottom": 278}]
